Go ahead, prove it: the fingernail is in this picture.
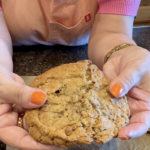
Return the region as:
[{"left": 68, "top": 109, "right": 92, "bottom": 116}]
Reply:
[
  {"left": 31, "top": 91, "right": 47, "bottom": 105},
  {"left": 119, "top": 136, "right": 129, "bottom": 140},
  {"left": 111, "top": 84, "right": 123, "bottom": 97}
]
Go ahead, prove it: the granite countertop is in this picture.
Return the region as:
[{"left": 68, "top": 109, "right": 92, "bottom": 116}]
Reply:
[
  {"left": 13, "top": 27, "right": 150, "bottom": 76},
  {"left": 1, "top": 27, "right": 150, "bottom": 150}
]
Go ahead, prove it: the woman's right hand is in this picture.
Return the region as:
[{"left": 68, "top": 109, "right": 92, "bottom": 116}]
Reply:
[{"left": 0, "top": 67, "right": 57, "bottom": 150}]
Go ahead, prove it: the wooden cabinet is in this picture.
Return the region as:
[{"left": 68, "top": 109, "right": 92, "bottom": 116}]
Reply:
[
  {"left": 140, "top": 0, "right": 150, "bottom": 5},
  {"left": 134, "top": 0, "right": 150, "bottom": 26}
]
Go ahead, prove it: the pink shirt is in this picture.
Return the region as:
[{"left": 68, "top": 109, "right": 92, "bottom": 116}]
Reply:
[
  {"left": 0, "top": 0, "right": 141, "bottom": 46},
  {"left": 0, "top": 0, "right": 140, "bottom": 16}
]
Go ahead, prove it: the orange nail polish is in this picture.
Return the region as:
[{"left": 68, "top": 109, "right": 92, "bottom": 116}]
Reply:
[
  {"left": 111, "top": 84, "right": 123, "bottom": 97},
  {"left": 119, "top": 136, "right": 129, "bottom": 140},
  {"left": 31, "top": 92, "right": 47, "bottom": 105}
]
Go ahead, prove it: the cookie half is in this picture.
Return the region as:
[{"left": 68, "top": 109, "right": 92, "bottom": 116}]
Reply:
[{"left": 25, "top": 60, "right": 130, "bottom": 147}]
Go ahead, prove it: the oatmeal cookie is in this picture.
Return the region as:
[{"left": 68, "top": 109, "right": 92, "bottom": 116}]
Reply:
[{"left": 24, "top": 60, "right": 130, "bottom": 147}]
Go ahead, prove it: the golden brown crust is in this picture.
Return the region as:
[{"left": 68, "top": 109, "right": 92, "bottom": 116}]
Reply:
[{"left": 25, "top": 60, "right": 130, "bottom": 147}]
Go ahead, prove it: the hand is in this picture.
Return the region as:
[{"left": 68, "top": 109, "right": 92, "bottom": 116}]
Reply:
[
  {"left": 0, "top": 67, "right": 57, "bottom": 150},
  {"left": 103, "top": 46, "right": 150, "bottom": 140}
]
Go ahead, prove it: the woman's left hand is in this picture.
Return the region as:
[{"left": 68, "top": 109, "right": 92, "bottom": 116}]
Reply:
[{"left": 103, "top": 45, "right": 150, "bottom": 140}]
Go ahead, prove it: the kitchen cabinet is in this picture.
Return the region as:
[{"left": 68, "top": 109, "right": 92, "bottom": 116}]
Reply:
[{"left": 134, "top": 0, "right": 150, "bottom": 26}]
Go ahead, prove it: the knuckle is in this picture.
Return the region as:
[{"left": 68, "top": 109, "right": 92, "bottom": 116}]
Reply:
[
  {"left": 136, "top": 66, "right": 145, "bottom": 77},
  {"left": 123, "top": 75, "right": 134, "bottom": 89},
  {"left": 14, "top": 85, "right": 25, "bottom": 105},
  {"left": 0, "top": 81, "right": 8, "bottom": 103},
  {"left": 136, "top": 62, "right": 147, "bottom": 73}
]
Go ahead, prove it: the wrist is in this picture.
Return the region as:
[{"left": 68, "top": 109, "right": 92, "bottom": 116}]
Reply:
[
  {"left": 88, "top": 33, "right": 136, "bottom": 69},
  {"left": 88, "top": 13, "right": 135, "bottom": 69},
  {"left": 109, "top": 45, "right": 149, "bottom": 63},
  {"left": 104, "top": 43, "right": 135, "bottom": 63}
]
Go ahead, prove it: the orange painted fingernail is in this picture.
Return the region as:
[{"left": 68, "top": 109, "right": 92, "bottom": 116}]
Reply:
[
  {"left": 31, "top": 92, "right": 47, "bottom": 105},
  {"left": 119, "top": 136, "right": 129, "bottom": 140},
  {"left": 111, "top": 84, "right": 123, "bottom": 97}
]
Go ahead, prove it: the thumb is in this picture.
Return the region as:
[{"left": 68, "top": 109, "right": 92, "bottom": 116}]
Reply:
[
  {"left": 2, "top": 80, "right": 47, "bottom": 109},
  {"left": 109, "top": 67, "right": 143, "bottom": 97}
]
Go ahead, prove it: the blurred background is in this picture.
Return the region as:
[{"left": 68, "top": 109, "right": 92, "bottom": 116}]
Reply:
[{"left": 134, "top": 0, "right": 150, "bottom": 27}]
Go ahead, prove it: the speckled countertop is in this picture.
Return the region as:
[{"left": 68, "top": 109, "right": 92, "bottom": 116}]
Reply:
[
  {"left": 13, "top": 27, "right": 150, "bottom": 76},
  {"left": 1, "top": 27, "right": 150, "bottom": 150}
]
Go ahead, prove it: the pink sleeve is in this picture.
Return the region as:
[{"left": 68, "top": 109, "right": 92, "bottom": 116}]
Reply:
[{"left": 98, "top": 0, "right": 141, "bottom": 16}]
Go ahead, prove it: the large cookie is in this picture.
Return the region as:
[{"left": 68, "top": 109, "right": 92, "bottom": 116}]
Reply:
[{"left": 25, "top": 60, "right": 130, "bottom": 148}]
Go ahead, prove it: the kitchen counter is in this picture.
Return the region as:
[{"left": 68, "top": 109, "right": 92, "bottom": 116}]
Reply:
[
  {"left": 13, "top": 27, "right": 150, "bottom": 76},
  {"left": 1, "top": 27, "right": 150, "bottom": 150}
]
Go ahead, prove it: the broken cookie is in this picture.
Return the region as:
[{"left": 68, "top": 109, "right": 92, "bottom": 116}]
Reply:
[{"left": 24, "top": 60, "right": 130, "bottom": 148}]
